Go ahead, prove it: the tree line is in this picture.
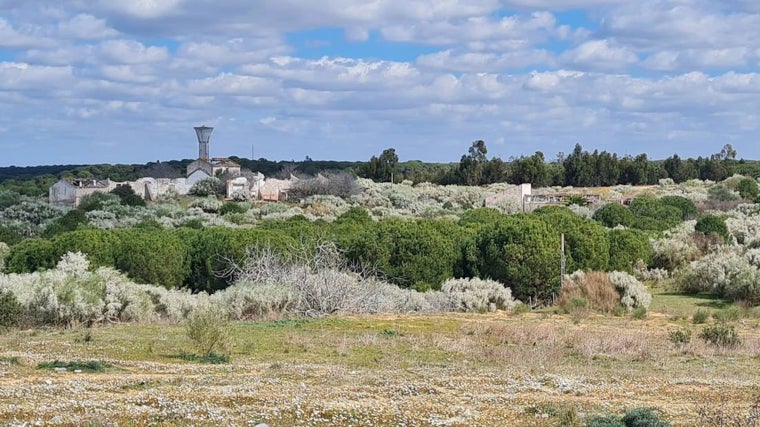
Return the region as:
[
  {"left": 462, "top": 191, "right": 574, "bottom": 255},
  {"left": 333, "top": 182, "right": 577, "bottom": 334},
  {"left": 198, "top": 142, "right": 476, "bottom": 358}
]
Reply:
[
  {"left": 3, "top": 142, "right": 758, "bottom": 196},
  {"left": 358, "top": 142, "right": 756, "bottom": 187}
]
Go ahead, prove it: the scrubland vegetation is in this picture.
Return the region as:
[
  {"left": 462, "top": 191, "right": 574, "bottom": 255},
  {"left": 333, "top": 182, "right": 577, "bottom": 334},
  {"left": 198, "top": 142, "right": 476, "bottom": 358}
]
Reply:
[{"left": 2, "top": 149, "right": 760, "bottom": 425}]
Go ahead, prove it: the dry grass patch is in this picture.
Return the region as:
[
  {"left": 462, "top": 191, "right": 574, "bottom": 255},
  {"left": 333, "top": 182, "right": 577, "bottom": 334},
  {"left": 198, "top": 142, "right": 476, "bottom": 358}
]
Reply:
[
  {"left": 559, "top": 271, "right": 621, "bottom": 314},
  {"left": 1, "top": 312, "right": 760, "bottom": 425}
]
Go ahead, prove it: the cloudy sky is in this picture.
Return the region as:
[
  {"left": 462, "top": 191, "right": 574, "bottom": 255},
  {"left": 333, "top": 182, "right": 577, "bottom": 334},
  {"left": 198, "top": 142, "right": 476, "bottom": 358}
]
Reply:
[{"left": 1, "top": 0, "right": 760, "bottom": 166}]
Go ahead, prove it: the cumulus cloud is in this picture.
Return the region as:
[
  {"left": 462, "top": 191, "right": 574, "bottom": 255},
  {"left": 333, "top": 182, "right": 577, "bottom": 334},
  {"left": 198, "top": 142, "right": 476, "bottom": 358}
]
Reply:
[
  {"left": 562, "top": 40, "right": 639, "bottom": 71},
  {"left": 0, "top": 0, "right": 760, "bottom": 165}
]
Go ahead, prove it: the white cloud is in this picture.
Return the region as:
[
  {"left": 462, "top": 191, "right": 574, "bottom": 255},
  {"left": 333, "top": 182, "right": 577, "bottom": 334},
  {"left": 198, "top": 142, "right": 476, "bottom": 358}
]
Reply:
[
  {"left": 1, "top": 0, "right": 760, "bottom": 165},
  {"left": 562, "top": 40, "right": 638, "bottom": 71},
  {"left": 56, "top": 14, "right": 119, "bottom": 40},
  {"left": 0, "top": 18, "right": 53, "bottom": 48}
]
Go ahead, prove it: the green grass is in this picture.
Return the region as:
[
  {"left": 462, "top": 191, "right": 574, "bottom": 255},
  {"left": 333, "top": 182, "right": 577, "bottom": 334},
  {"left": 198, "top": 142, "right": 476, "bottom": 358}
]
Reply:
[
  {"left": 36, "top": 359, "right": 111, "bottom": 372},
  {"left": 177, "top": 351, "right": 230, "bottom": 364},
  {"left": 648, "top": 287, "right": 734, "bottom": 318}
]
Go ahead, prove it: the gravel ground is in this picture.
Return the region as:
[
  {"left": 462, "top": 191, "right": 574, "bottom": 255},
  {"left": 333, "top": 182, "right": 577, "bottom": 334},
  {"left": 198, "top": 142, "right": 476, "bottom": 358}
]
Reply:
[{"left": 1, "top": 314, "right": 758, "bottom": 426}]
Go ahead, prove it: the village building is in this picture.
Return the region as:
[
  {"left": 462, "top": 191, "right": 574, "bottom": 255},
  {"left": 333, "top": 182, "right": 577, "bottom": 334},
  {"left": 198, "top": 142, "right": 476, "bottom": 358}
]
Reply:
[{"left": 48, "top": 126, "right": 302, "bottom": 206}]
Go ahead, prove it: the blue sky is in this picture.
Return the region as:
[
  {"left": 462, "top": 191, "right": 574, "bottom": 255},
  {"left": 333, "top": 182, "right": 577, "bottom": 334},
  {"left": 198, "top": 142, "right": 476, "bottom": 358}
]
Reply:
[{"left": 1, "top": 0, "right": 760, "bottom": 167}]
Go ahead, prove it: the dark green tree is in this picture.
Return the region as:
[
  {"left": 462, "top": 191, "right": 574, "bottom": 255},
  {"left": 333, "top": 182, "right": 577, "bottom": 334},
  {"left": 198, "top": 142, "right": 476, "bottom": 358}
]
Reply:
[
  {"left": 534, "top": 206, "right": 610, "bottom": 272},
  {"left": 110, "top": 184, "right": 146, "bottom": 207},
  {"left": 474, "top": 214, "right": 560, "bottom": 303},
  {"left": 659, "top": 195, "right": 697, "bottom": 220},
  {"left": 511, "top": 151, "right": 549, "bottom": 186},
  {"left": 608, "top": 229, "right": 653, "bottom": 273},
  {"left": 363, "top": 148, "right": 399, "bottom": 182},
  {"left": 459, "top": 140, "right": 489, "bottom": 185},
  {"left": 592, "top": 203, "right": 635, "bottom": 228}
]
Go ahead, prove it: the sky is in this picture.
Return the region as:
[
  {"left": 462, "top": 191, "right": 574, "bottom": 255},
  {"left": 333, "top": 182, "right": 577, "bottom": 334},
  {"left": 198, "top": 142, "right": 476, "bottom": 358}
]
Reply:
[{"left": 1, "top": 0, "right": 760, "bottom": 167}]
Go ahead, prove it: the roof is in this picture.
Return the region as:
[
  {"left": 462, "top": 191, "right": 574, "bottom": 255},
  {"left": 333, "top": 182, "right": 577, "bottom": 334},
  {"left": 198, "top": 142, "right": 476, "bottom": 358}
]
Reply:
[
  {"left": 66, "top": 178, "right": 110, "bottom": 188},
  {"left": 211, "top": 157, "right": 240, "bottom": 168}
]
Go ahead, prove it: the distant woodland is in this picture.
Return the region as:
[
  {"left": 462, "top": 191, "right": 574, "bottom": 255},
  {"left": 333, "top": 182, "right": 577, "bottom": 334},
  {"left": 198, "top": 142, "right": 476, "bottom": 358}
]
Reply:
[{"left": 2, "top": 142, "right": 759, "bottom": 196}]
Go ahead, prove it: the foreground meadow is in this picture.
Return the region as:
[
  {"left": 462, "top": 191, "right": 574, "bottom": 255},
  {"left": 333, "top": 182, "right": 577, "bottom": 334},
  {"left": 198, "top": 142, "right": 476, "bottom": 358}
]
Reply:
[{"left": 2, "top": 308, "right": 759, "bottom": 426}]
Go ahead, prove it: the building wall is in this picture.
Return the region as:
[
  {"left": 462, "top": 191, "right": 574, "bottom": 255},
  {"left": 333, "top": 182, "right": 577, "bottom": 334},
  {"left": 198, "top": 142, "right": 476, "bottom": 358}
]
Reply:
[
  {"left": 186, "top": 159, "right": 213, "bottom": 177},
  {"left": 49, "top": 180, "right": 77, "bottom": 205},
  {"left": 187, "top": 169, "right": 212, "bottom": 187},
  {"left": 225, "top": 177, "right": 248, "bottom": 198},
  {"left": 484, "top": 183, "right": 532, "bottom": 211}
]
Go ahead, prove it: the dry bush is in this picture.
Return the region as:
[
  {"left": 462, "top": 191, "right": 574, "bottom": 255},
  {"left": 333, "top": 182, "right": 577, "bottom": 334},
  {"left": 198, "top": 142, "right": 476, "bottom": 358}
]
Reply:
[{"left": 559, "top": 271, "right": 621, "bottom": 313}]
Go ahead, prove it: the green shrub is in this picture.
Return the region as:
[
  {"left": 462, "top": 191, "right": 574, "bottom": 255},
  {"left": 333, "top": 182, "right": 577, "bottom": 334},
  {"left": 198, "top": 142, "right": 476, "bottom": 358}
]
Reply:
[
  {"left": 659, "top": 195, "right": 697, "bottom": 220},
  {"left": 585, "top": 407, "right": 670, "bottom": 427},
  {"left": 110, "top": 184, "right": 146, "bottom": 207},
  {"left": 51, "top": 228, "right": 120, "bottom": 268},
  {"left": 593, "top": 203, "right": 634, "bottom": 228},
  {"left": 335, "top": 206, "right": 373, "bottom": 225},
  {"left": 629, "top": 198, "right": 683, "bottom": 231},
  {"left": 608, "top": 229, "right": 653, "bottom": 273},
  {"left": 692, "top": 309, "right": 709, "bottom": 324},
  {"left": 345, "top": 219, "right": 459, "bottom": 290},
  {"left": 178, "top": 351, "right": 230, "bottom": 364},
  {"left": 0, "top": 289, "right": 24, "bottom": 329},
  {"left": 220, "top": 202, "right": 247, "bottom": 216},
  {"left": 631, "top": 306, "right": 648, "bottom": 320},
  {"left": 36, "top": 360, "right": 111, "bottom": 372},
  {"left": 512, "top": 302, "right": 531, "bottom": 314},
  {"left": 77, "top": 192, "right": 120, "bottom": 212},
  {"left": 667, "top": 327, "right": 692, "bottom": 346},
  {"left": 113, "top": 229, "right": 190, "bottom": 288},
  {"left": 0, "top": 225, "right": 22, "bottom": 246},
  {"left": 0, "top": 241, "right": 8, "bottom": 272},
  {"left": 42, "top": 209, "right": 90, "bottom": 238},
  {"left": 185, "top": 227, "right": 297, "bottom": 293},
  {"left": 473, "top": 214, "right": 560, "bottom": 303},
  {"left": 712, "top": 306, "right": 742, "bottom": 322},
  {"left": 586, "top": 415, "right": 625, "bottom": 427},
  {"left": 699, "top": 324, "right": 740, "bottom": 348},
  {"left": 737, "top": 177, "right": 759, "bottom": 200},
  {"left": 708, "top": 184, "right": 740, "bottom": 202},
  {"left": 535, "top": 206, "right": 610, "bottom": 272},
  {"left": 621, "top": 407, "right": 671, "bottom": 427},
  {"left": 695, "top": 214, "right": 729, "bottom": 243},
  {"left": 458, "top": 207, "right": 504, "bottom": 228},
  {"left": 185, "top": 306, "right": 231, "bottom": 357},
  {"left": 4, "top": 238, "right": 57, "bottom": 273}
]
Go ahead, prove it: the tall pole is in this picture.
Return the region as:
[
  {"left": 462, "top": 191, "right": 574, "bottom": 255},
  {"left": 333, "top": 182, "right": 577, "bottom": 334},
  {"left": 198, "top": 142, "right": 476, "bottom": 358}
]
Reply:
[{"left": 560, "top": 233, "right": 566, "bottom": 281}]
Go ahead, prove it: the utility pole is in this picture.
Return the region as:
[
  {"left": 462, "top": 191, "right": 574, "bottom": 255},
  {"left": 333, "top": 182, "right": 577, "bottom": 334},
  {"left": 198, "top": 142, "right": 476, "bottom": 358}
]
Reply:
[{"left": 560, "top": 233, "right": 566, "bottom": 282}]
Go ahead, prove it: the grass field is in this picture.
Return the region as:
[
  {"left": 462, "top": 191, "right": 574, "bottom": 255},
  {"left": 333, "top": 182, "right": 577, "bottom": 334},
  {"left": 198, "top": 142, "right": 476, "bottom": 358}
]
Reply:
[{"left": 1, "top": 294, "right": 760, "bottom": 426}]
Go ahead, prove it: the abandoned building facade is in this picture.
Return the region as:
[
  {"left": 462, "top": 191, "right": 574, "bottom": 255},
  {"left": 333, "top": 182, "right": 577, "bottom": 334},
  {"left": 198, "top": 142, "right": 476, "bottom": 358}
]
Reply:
[{"left": 49, "top": 126, "right": 296, "bottom": 206}]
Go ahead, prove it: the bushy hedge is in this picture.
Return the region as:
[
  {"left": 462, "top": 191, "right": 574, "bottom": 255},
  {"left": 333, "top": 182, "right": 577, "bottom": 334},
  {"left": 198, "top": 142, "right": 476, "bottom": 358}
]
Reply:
[
  {"left": 534, "top": 206, "right": 610, "bottom": 272},
  {"left": 4, "top": 206, "right": 660, "bottom": 303},
  {"left": 608, "top": 229, "right": 653, "bottom": 273},
  {"left": 473, "top": 214, "right": 560, "bottom": 303},
  {"left": 344, "top": 218, "right": 460, "bottom": 291}
]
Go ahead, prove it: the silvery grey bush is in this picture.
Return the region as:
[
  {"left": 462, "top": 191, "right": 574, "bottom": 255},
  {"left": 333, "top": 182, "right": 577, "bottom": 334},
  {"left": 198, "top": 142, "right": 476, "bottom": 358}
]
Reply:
[
  {"left": 440, "top": 277, "right": 519, "bottom": 312},
  {"left": 608, "top": 271, "right": 651, "bottom": 310}
]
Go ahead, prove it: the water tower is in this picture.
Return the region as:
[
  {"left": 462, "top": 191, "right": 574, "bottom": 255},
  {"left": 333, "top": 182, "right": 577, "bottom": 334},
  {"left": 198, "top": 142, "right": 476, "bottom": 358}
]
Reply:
[{"left": 194, "top": 126, "right": 213, "bottom": 161}]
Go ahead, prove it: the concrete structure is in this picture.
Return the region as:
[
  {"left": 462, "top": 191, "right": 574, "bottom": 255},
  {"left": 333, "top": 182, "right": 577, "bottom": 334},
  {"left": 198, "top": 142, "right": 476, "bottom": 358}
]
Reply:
[
  {"left": 49, "top": 178, "right": 112, "bottom": 206},
  {"left": 523, "top": 192, "right": 602, "bottom": 212},
  {"left": 226, "top": 176, "right": 249, "bottom": 199},
  {"left": 484, "top": 183, "right": 532, "bottom": 211},
  {"left": 194, "top": 126, "right": 213, "bottom": 161},
  {"left": 260, "top": 175, "right": 299, "bottom": 201}
]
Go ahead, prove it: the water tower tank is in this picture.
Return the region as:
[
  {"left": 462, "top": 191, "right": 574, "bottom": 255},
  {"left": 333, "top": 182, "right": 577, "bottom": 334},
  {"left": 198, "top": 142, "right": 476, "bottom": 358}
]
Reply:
[{"left": 194, "top": 126, "right": 213, "bottom": 161}]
